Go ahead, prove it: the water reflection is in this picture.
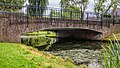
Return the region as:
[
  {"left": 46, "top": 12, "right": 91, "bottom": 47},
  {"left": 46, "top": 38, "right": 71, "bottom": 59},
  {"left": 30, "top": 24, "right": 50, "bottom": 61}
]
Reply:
[{"left": 88, "top": 59, "right": 101, "bottom": 68}]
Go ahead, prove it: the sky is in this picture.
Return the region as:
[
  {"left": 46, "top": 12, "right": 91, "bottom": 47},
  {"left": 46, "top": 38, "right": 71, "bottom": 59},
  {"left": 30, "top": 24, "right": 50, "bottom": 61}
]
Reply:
[
  {"left": 48, "top": 0, "right": 95, "bottom": 12},
  {"left": 48, "top": 0, "right": 61, "bottom": 8}
]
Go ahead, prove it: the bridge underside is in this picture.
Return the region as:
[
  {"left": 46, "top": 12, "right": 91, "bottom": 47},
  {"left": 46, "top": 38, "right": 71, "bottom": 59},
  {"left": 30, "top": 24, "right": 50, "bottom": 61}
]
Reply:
[{"left": 44, "top": 28, "right": 103, "bottom": 40}]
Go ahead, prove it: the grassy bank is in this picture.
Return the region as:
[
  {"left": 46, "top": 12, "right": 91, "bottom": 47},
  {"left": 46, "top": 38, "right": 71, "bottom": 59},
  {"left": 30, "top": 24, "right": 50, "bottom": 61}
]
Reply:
[
  {"left": 22, "top": 31, "right": 56, "bottom": 37},
  {"left": 0, "top": 43, "right": 80, "bottom": 68},
  {"left": 104, "top": 33, "right": 120, "bottom": 41}
]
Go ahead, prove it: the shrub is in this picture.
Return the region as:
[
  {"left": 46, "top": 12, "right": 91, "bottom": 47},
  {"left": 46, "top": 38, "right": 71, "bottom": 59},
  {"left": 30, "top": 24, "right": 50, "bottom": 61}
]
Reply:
[{"left": 21, "top": 36, "right": 51, "bottom": 47}]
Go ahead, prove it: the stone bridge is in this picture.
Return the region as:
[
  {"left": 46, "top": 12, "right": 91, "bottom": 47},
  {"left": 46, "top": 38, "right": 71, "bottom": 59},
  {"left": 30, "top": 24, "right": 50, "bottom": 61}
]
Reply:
[{"left": 0, "top": 12, "right": 120, "bottom": 43}]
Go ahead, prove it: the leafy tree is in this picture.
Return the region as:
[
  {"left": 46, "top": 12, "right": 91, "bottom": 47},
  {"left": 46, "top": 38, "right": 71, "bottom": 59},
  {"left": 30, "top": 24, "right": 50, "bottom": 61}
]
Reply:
[
  {"left": 0, "top": 0, "right": 26, "bottom": 12},
  {"left": 107, "top": 0, "right": 120, "bottom": 16},
  {"left": 28, "top": 0, "right": 49, "bottom": 16},
  {"left": 94, "top": 0, "right": 120, "bottom": 15},
  {"left": 103, "top": 0, "right": 120, "bottom": 14},
  {"left": 0, "top": 0, "right": 49, "bottom": 16},
  {"left": 60, "top": 0, "right": 89, "bottom": 20},
  {"left": 94, "top": 0, "right": 106, "bottom": 17}
]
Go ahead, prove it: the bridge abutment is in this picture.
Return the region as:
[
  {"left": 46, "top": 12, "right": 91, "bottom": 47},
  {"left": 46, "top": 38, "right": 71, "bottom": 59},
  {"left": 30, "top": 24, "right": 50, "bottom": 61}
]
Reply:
[{"left": 0, "top": 18, "right": 21, "bottom": 42}]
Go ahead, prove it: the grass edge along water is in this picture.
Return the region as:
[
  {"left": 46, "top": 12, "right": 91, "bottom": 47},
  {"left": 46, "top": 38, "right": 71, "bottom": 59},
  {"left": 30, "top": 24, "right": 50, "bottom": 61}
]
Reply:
[{"left": 0, "top": 42, "right": 81, "bottom": 68}]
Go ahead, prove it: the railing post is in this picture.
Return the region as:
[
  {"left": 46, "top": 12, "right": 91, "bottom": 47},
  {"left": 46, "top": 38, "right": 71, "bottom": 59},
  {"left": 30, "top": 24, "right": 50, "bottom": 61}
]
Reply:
[
  {"left": 36, "top": 0, "right": 39, "bottom": 16},
  {"left": 108, "top": 15, "right": 110, "bottom": 28},
  {"left": 61, "top": 9, "right": 63, "bottom": 18},
  {"left": 50, "top": 9, "right": 53, "bottom": 23},
  {"left": 61, "top": 0, "right": 63, "bottom": 18},
  {"left": 9, "top": 12, "right": 11, "bottom": 25},
  {"left": 77, "top": 11, "right": 79, "bottom": 20},
  {"left": 27, "top": 5, "right": 29, "bottom": 27},
  {"left": 113, "top": 15, "right": 115, "bottom": 25},
  {"left": 87, "top": 13, "right": 89, "bottom": 26},
  {"left": 108, "top": 16, "right": 110, "bottom": 28},
  {"left": 50, "top": 9, "right": 53, "bottom": 18},
  {"left": 70, "top": 11, "right": 72, "bottom": 19},
  {"left": 100, "top": 14, "right": 103, "bottom": 29}
]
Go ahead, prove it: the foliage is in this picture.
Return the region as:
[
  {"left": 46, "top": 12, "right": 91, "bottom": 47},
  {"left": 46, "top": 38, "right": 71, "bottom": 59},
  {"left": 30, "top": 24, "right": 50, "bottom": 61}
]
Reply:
[
  {"left": 0, "top": 0, "right": 25, "bottom": 5},
  {"left": 28, "top": 0, "right": 49, "bottom": 16},
  {"left": 23, "top": 31, "right": 56, "bottom": 37},
  {"left": 61, "top": 0, "right": 80, "bottom": 11},
  {"left": 0, "top": 43, "right": 79, "bottom": 68},
  {"left": 94, "top": 0, "right": 106, "bottom": 17},
  {"left": 105, "top": 0, "right": 120, "bottom": 15},
  {"left": 102, "top": 34, "right": 120, "bottom": 68},
  {"left": 60, "top": 0, "right": 89, "bottom": 20},
  {"left": 0, "top": 0, "right": 26, "bottom": 12},
  {"left": 94, "top": 0, "right": 120, "bottom": 15},
  {"left": 21, "top": 36, "right": 51, "bottom": 47},
  {"left": 0, "top": 0, "right": 49, "bottom": 16},
  {"left": 50, "top": 9, "right": 81, "bottom": 19},
  {"left": 21, "top": 31, "right": 56, "bottom": 50}
]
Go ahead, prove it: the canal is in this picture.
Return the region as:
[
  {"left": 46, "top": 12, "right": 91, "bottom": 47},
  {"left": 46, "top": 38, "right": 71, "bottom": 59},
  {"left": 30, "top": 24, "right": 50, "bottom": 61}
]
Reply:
[
  {"left": 35, "top": 39, "right": 105, "bottom": 68},
  {"left": 21, "top": 31, "right": 108, "bottom": 68}
]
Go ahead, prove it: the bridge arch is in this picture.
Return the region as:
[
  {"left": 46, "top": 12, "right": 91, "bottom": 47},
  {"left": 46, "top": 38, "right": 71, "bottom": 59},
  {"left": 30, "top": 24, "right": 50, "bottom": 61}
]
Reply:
[{"left": 43, "top": 28, "right": 103, "bottom": 40}]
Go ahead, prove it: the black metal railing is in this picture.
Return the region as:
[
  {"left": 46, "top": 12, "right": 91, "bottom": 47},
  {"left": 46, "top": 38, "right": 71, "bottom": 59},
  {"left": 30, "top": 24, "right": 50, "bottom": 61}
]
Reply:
[{"left": 0, "top": 1, "right": 120, "bottom": 28}]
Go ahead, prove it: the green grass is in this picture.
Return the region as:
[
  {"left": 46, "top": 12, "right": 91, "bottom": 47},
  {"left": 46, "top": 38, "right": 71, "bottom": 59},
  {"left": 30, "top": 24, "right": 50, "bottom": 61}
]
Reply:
[
  {"left": 23, "top": 31, "right": 56, "bottom": 37},
  {"left": 0, "top": 43, "right": 79, "bottom": 68},
  {"left": 102, "top": 34, "right": 120, "bottom": 68},
  {"left": 25, "top": 31, "right": 47, "bottom": 35}
]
